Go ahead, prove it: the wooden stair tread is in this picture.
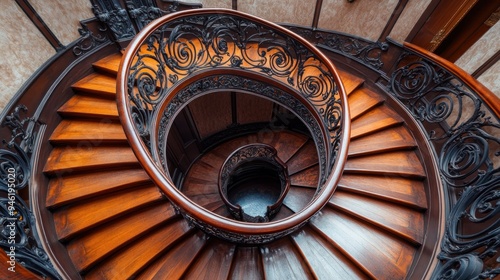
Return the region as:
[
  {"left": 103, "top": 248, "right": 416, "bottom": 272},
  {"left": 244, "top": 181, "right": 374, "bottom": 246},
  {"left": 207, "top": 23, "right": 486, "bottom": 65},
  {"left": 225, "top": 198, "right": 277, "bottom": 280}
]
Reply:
[
  {"left": 261, "top": 237, "right": 313, "bottom": 279},
  {"left": 350, "top": 105, "right": 404, "bottom": 139},
  {"left": 181, "top": 239, "right": 235, "bottom": 280},
  {"left": 72, "top": 73, "right": 117, "bottom": 98},
  {"left": 284, "top": 186, "right": 316, "bottom": 212},
  {"left": 46, "top": 168, "right": 151, "bottom": 208},
  {"left": 85, "top": 219, "right": 192, "bottom": 280},
  {"left": 286, "top": 140, "right": 318, "bottom": 175},
  {"left": 291, "top": 227, "right": 369, "bottom": 279},
  {"left": 58, "top": 94, "right": 119, "bottom": 119},
  {"left": 310, "top": 208, "right": 415, "bottom": 279},
  {"left": 53, "top": 184, "right": 164, "bottom": 241},
  {"left": 348, "top": 125, "right": 417, "bottom": 157},
  {"left": 66, "top": 202, "right": 176, "bottom": 272},
  {"left": 140, "top": 232, "right": 206, "bottom": 279},
  {"left": 347, "top": 87, "right": 385, "bottom": 120},
  {"left": 289, "top": 164, "right": 319, "bottom": 188},
  {"left": 43, "top": 146, "right": 139, "bottom": 175},
  {"left": 184, "top": 160, "right": 219, "bottom": 182},
  {"left": 270, "top": 131, "right": 309, "bottom": 162},
  {"left": 336, "top": 68, "right": 365, "bottom": 95},
  {"left": 344, "top": 150, "right": 426, "bottom": 178},
  {"left": 181, "top": 177, "right": 218, "bottom": 197},
  {"left": 229, "top": 246, "right": 264, "bottom": 279},
  {"left": 329, "top": 190, "right": 424, "bottom": 245},
  {"left": 92, "top": 53, "right": 122, "bottom": 75},
  {"left": 338, "top": 174, "right": 427, "bottom": 209},
  {"left": 49, "top": 119, "right": 126, "bottom": 144}
]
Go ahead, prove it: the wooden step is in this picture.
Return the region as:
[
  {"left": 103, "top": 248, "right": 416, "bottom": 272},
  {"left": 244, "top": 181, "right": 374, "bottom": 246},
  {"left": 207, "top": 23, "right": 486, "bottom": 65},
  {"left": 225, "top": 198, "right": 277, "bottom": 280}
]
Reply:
[
  {"left": 338, "top": 174, "right": 427, "bottom": 210},
  {"left": 49, "top": 119, "right": 126, "bottom": 145},
  {"left": 92, "top": 53, "right": 122, "bottom": 76},
  {"left": 181, "top": 239, "right": 235, "bottom": 279},
  {"left": 53, "top": 184, "right": 164, "bottom": 241},
  {"left": 66, "top": 202, "right": 176, "bottom": 272},
  {"left": 348, "top": 125, "right": 417, "bottom": 157},
  {"left": 350, "top": 105, "right": 404, "bottom": 139},
  {"left": 283, "top": 186, "right": 316, "bottom": 212},
  {"left": 336, "top": 68, "right": 365, "bottom": 95},
  {"left": 261, "top": 237, "right": 314, "bottom": 279},
  {"left": 286, "top": 140, "right": 318, "bottom": 175},
  {"left": 72, "top": 73, "right": 117, "bottom": 98},
  {"left": 46, "top": 168, "right": 151, "bottom": 208},
  {"left": 344, "top": 150, "right": 426, "bottom": 178},
  {"left": 329, "top": 190, "right": 424, "bottom": 245},
  {"left": 84, "top": 219, "right": 192, "bottom": 280},
  {"left": 267, "top": 131, "right": 309, "bottom": 162},
  {"left": 57, "top": 94, "right": 119, "bottom": 119},
  {"left": 289, "top": 164, "right": 319, "bottom": 188},
  {"left": 310, "top": 208, "right": 416, "bottom": 279},
  {"left": 43, "top": 146, "right": 139, "bottom": 175},
  {"left": 228, "top": 246, "right": 264, "bottom": 279},
  {"left": 347, "top": 87, "right": 384, "bottom": 120},
  {"left": 291, "top": 226, "right": 369, "bottom": 279},
  {"left": 136, "top": 232, "right": 206, "bottom": 279}
]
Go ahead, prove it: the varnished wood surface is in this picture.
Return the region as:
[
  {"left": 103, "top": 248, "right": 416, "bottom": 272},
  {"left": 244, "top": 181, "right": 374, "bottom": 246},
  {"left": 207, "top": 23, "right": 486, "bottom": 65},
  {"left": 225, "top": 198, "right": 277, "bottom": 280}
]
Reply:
[{"left": 39, "top": 49, "right": 435, "bottom": 279}]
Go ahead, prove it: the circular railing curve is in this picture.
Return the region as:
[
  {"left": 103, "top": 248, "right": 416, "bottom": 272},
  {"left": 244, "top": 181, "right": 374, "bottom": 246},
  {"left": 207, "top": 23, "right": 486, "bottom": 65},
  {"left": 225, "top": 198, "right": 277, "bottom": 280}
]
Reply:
[{"left": 117, "top": 8, "right": 350, "bottom": 244}]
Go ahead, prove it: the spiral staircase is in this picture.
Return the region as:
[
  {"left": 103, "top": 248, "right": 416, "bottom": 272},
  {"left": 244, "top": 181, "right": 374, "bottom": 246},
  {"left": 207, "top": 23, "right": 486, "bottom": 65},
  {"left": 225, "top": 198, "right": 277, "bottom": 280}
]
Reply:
[{"left": 1, "top": 4, "right": 498, "bottom": 280}]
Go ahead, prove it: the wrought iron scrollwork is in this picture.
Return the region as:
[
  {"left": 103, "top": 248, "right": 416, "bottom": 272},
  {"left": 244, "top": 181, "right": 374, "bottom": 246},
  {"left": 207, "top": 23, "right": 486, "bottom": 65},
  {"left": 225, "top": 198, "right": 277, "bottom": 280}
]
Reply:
[
  {"left": 388, "top": 51, "right": 500, "bottom": 280},
  {"left": 126, "top": 0, "right": 164, "bottom": 30},
  {"left": 285, "top": 26, "right": 389, "bottom": 71},
  {"left": 73, "top": 21, "right": 109, "bottom": 56},
  {"left": 0, "top": 105, "right": 60, "bottom": 279},
  {"left": 156, "top": 74, "right": 327, "bottom": 185},
  {"left": 127, "top": 13, "right": 343, "bottom": 175},
  {"left": 92, "top": 0, "right": 136, "bottom": 40}
]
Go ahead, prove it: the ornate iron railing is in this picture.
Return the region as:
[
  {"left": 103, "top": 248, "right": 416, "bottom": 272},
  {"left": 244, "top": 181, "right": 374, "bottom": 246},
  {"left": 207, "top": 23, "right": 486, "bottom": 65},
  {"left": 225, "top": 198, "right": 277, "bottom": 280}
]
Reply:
[
  {"left": 117, "top": 8, "right": 350, "bottom": 244},
  {"left": 282, "top": 25, "right": 499, "bottom": 279},
  {"left": 390, "top": 43, "right": 499, "bottom": 280}
]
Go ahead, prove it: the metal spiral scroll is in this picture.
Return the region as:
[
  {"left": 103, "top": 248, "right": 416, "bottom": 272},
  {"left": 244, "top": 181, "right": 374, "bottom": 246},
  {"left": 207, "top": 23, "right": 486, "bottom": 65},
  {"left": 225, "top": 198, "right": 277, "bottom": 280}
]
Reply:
[
  {"left": 389, "top": 53, "right": 500, "bottom": 280},
  {"left": 126, "top": 12, "right": 343, "bottom": 170},
  {"left": 120, "top": 9, "right": 349, "bottom": 245}
]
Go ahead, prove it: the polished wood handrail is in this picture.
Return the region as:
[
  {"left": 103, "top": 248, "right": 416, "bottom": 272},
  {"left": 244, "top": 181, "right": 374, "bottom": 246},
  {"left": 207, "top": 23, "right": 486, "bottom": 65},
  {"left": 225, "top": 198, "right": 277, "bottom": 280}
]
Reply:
[
  {"left": 404, "top": 42, "right": 500, "bottom": 117},
  {"left": 117, "top": 8, "right": 350, "bottom": 243}
]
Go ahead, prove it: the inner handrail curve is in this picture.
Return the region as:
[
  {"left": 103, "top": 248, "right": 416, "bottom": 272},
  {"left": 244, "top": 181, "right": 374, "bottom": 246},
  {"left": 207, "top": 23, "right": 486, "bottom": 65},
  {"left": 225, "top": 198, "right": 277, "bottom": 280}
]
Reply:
[{"left": 117, "top": 8, "right": 350, "bottom": 243}]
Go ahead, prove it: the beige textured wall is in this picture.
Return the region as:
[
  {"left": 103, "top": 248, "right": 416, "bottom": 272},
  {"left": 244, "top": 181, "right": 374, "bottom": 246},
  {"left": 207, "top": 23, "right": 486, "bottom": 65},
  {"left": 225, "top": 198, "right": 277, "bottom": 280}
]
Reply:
[
  {"left": 31, "top": 0, "right": 94, "bottom": 45},
  {"left": 202, "top": 0, "right": 231, "bottom": 9},
  {"left": 456, "top": 22, "right": 499, "bottom": 74},
  {"left": 0, "top": 1, "right": 55, "bottom": 114},
  {"left": 478, "top": 61, "right": 500, "bottom": 98},
  {"left": 318, "top": 0, "right": 399, "bottom": 41},
  {"left": 238, "top": 0, "right": 315, "bottom": 26},
  {"left": 456, "top": 22, "right": 500, "bottom": 98},
  {"left": 389, "top": 0, "right": 432, "bottom": 42}
]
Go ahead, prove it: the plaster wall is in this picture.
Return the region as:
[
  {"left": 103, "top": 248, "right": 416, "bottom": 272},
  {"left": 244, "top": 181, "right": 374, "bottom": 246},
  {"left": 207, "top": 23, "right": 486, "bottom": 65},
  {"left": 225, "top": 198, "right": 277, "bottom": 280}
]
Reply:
[{"left": 0, "top": 1, "right": 54, "bottom": 113}]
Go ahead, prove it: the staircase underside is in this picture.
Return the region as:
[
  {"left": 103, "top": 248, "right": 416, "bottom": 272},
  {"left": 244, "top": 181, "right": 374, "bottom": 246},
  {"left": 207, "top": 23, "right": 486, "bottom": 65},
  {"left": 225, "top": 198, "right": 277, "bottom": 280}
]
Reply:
[{"left": 39, "top": 46, "right": 439, "bottom": 279}]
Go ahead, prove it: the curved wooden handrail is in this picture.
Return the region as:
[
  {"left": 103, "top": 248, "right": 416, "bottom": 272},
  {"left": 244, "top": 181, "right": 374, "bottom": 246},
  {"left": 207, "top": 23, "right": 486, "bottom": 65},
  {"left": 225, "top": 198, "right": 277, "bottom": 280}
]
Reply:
[
  {"left": 117, "top": 8, "right": 350, "bottom": 243},
  {"left": 404, "top": 42, "right": 500, "bottom": 117}
]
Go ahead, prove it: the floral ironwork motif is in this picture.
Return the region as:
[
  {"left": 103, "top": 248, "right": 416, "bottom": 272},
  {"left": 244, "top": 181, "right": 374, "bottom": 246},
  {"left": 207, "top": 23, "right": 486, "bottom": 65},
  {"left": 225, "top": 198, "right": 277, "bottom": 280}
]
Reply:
[
  {"left": 156, "top": 74, "right": 327, "bottom": 185},
  {"left": 73, "top": 21, "right": 110, "bottom": 56},
  {"left": 285, "top": 26, "right": 389, "bottom": 71},
  {"left": 126, "top": 0, "right": 163, "bottom": 30},
  {"left": 388, "top": 52, "right": 500, "bottom": 280},
  {"left": 126, "top": 13, "right": 344, "bottom": 174},
  {"left": 0, "top": 106, "right": 61, "bottom": 279},
  {"left": 121, "top": 10, "right": 347, "bottom": 247},
  {"left": 92, "top": 0, "right": 136, "bottom": 40}
]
